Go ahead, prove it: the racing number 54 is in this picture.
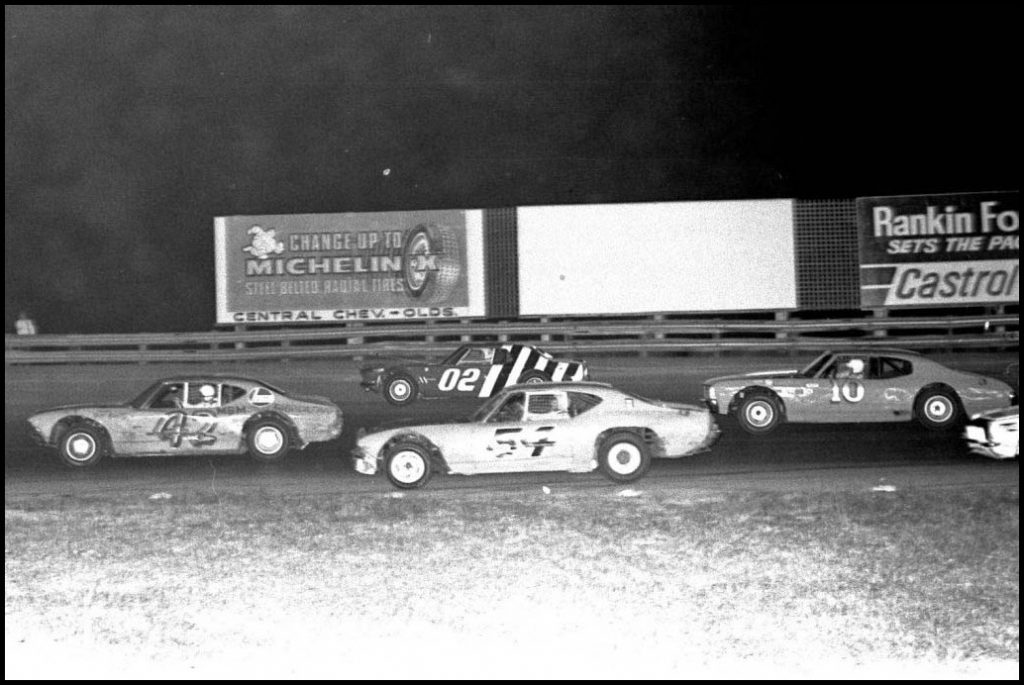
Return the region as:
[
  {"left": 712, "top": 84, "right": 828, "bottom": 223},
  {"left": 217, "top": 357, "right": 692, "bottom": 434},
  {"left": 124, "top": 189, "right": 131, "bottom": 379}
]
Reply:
[
  {"left": 830, "top": 379, "right": 865, "bottom": 403},
  {"left": 438, "top": 368, "right": 482, "bottom": 392}
]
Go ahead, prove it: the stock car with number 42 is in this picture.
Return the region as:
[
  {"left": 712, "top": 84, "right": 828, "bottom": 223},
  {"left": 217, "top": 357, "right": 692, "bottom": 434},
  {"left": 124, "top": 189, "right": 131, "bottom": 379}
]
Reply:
[
  {"left": 26, "top": 376, "right": 344, "bottom": 467},
  {"left": 702, "top": 349, "right": 1016, "bottom": 435},
  {"left": 352, "top": 381, "right": 720, "bottom": 489},
  {"left": 360, "top": 343, "right": 589, "bottom": 406}
]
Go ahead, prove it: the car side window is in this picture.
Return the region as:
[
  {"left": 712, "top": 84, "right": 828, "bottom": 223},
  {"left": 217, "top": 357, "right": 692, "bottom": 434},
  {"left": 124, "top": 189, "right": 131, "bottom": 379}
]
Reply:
[
  {"left": 222, "top": 384, "right": 247, "bottom": 404},
  {"left": 459, "top": 348, "right": 493, "bottom": 365},
  {"left": 876, "top": 357, "right": 912, "bottom": 379},
  {"left": 567, "top": 392, "right": 603, "bottom": 417},
  {"left": 185, "top": 383, "right": 220, "bottom": 408},
  {"left": 525, "top": 393, "right": 569, "bottom": 420}
]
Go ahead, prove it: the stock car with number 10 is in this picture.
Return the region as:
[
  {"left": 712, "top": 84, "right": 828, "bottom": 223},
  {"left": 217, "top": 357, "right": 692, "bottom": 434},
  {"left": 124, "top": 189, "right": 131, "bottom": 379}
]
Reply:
[
  {"left": 360, "top": 343, "right": 589, "bottom": 406},
  {"left": 353, "top": 381, "right": 720, "bottom": 489},
  {"left": 26, "top": 376, "right": 344, "bottom": 467},
  {"left": 702, "top": 349, "right": 1016, "bottom": 434}
]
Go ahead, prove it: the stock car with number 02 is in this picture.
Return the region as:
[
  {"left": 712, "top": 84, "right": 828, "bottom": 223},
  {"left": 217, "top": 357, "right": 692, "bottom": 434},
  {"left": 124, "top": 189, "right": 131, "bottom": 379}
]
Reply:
[
  {"left": 702, "top": 349, "right": 1016, "bottom": 435},
  {"left": 359, "top": 343, "right": 589, "bottom": 406},
  {"left": 26, "top": 376, "right": 344, "bottom": 467},
  {"left": 352, "top": 381, "right": 720, "bottom": 489}
]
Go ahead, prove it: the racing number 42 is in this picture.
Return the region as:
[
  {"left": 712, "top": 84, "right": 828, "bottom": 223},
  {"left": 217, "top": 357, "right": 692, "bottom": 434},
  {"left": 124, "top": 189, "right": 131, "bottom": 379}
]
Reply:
[
  {"left": 830, "top": 379, "right": 865, "bottom": 403},
  {"left": 438, "top": 368, "right": 482, "bottom": 392}
]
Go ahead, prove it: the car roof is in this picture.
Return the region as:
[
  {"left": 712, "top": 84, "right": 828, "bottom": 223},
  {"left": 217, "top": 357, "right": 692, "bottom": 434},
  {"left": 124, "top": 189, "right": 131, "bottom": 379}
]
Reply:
[
  {"left": 502, "top": 380, "right": 615, "bottom": 393},
  {"left": 820, "top": 348, "right": 925, "bottom": 359},
  {"left": 152, "top": 375, "right": 269, "bottom": 386}
]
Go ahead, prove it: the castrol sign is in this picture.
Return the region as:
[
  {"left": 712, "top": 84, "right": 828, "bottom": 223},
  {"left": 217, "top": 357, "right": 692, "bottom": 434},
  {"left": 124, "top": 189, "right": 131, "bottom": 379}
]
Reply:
[{"left": 857, "top": 191, "right": 1019, "bottom": 307}]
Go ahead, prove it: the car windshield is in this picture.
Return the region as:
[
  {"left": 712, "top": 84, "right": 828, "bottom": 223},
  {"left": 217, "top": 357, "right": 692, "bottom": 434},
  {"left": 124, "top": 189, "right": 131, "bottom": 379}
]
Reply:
[
  {"left": 469, "top": 393, "right": 507, "bottom": 422},
  {"left": 130, "top": 381, "right": 166, "bottom": 408},
  {"left": 442, "top": 346, "right": 470, "bottom": 365},
  {"left": 799, "top": 352, "right": 834, "bottom": 378}
]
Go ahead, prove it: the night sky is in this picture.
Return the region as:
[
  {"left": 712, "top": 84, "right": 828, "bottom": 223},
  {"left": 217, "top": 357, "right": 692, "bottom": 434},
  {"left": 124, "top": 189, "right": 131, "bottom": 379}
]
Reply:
[{"left": 5, "top": 6, "right": 1020, "bottom": 333}]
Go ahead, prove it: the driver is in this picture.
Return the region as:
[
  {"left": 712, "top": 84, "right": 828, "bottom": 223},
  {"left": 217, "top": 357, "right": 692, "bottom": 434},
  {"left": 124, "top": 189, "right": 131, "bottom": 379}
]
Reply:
[
  {"left": 837, "top": 358, "right": 865, "bottom": 379},
  {"left": 197, "top": 384, "right": 218, "bottom": 407}
]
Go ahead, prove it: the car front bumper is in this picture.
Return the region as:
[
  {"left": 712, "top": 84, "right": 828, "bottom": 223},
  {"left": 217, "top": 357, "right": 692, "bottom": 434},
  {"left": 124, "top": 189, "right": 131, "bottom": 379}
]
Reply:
[{"left": 352, "top": 447, "right": 379, "bottom": 475}]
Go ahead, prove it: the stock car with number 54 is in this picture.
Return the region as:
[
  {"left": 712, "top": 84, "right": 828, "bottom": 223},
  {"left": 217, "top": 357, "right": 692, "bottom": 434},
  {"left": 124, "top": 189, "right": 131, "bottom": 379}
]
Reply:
[
  {"left": 360, "top": 343, "right": 589, "bottom": 406},
  {"left": 352, "top": 381, "right": 720, "bottom": 489},
  {"left": 26, "top": 376, "right": 344, "bottom": 467},
  {"left": 702, "top": 349, "right": 1016, "bottom": 435}
]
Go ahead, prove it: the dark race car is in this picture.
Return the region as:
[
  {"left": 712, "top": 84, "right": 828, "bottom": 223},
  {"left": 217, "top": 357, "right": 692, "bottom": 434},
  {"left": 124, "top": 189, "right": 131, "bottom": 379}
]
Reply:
[
  {"left": 360, "top": 343, "right": 589, "bottom": 406},
  {"left": 26, "top": 375, "right": 344, "bottom": 467},
  {"left": 703, "top": 348, "right": 1016, "bottom": 434}
]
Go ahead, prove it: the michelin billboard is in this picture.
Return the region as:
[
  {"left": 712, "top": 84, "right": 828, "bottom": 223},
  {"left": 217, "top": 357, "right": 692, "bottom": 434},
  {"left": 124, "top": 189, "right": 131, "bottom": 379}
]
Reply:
[
  {"left": 215, "top": 209, "right": 485, "bottom": 324},
  {"left": 857, "top": 191, "right": 1019, "bottom": 307}
]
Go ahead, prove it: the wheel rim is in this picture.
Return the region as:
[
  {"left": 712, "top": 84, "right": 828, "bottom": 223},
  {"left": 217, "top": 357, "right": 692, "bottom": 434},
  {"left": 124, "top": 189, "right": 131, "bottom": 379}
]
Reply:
[
  {"left": 390, "top": 450, "right": 427, "bottom": 484},
  {"left": 403, "top": 232, "right": 432, "bottom": 292},
  {"left": 65, "top": 432, "right": 97, "bottom": 461},
  {"left": 924, "top": 396, "right": 953, "bottom": 423},
  {"left": 388, "top": 379, "right": 412, "bottom": 401},
  {"left": 606, "top": 442, "right": 642, "bottom": 475},
  {"left": 745, "top": 400, "right": 775, "bottom": 428},
  {"left": 253, "top": 426, "right": 285, "bottom": 455},
  {"left": 523, "top": 375, "right": 545, "bottom": 384}
]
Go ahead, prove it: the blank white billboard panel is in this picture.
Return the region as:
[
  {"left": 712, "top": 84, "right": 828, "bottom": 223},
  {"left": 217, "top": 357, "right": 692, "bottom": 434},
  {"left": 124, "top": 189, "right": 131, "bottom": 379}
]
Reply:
[{"left": 517, "top": 200, "right": 797, "bottom": 315}]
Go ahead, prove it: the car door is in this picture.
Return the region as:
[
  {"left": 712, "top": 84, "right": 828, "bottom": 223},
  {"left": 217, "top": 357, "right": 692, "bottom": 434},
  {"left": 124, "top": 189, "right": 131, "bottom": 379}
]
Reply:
[
  {"left": 456, "top": 391, "right": 572, "bottom": 473},
  {"left": 128, "top": 382, "right": 227, "bottom": 455},
  {"left": 815, "top": 356, "right": 903, "bottom": 422},
  {"left": 434, "top": 347, "right": 494, "bottom": 398}
]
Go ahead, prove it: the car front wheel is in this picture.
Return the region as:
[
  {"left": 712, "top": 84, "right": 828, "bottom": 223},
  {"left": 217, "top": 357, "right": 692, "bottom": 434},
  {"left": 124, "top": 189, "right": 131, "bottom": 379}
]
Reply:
[
  {"left": 383, "top": 373, "right": 418, "bottom": 406},
  {"left": 736, "top": 392, "right": 782, "bottom": 435},
  {"left": 58, "top": 425, "right": 106, "bottom": 468},
  {"left": 385, "top": 442, "right": 433, "bottom": 489}
]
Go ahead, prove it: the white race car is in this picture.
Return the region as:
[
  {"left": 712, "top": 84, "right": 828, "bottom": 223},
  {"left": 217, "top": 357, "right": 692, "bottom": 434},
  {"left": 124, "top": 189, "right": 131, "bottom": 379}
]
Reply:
[
  {"left": 963, "top": 406, "right": 1019, "bottom": 460},
  {"left": 353, "top": 381, "right": 720, "bottom": 488}
]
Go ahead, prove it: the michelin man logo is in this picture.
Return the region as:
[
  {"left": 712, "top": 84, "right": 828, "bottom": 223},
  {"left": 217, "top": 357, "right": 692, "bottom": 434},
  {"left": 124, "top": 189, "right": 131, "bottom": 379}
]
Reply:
[{"left": 242, "top": 225, "right": 285, "bottom": 260}]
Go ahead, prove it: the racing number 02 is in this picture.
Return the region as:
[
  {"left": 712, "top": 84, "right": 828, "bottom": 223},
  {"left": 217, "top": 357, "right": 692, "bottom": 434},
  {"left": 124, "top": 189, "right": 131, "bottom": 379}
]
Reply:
[
  {"left": 830, "top": 379, "right": 865, "bottom": 403},
  {"left": 438, "top": 368, "right": 482, "bottom": 392}
]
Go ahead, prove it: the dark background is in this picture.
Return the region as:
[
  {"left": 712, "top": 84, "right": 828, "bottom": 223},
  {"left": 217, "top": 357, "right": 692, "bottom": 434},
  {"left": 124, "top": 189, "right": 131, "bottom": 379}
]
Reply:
[{"left": 5, "top": 5, "right": 1020, "bottom": 333}]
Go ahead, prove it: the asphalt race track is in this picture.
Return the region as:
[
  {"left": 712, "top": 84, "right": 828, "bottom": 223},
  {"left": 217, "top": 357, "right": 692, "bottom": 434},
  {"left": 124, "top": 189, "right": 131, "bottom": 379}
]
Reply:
[{"left": 5, "top": 352, "right": 1019, "bottom": 498}]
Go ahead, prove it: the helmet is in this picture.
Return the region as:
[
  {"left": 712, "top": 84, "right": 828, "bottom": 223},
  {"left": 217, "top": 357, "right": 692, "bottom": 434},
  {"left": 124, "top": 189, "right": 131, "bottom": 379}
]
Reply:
[
  {"left": 200, "top": 384, "right": 216, "bottom": 401},
  {"left": 847, "top": 359, "right": 864, "bottom": 375}
]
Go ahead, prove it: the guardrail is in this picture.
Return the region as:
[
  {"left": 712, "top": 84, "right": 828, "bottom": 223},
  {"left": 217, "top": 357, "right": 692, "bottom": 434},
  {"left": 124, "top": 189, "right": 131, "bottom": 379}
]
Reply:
[{"left": 5, "top": 312, "right": 1018, "bottom": 365}]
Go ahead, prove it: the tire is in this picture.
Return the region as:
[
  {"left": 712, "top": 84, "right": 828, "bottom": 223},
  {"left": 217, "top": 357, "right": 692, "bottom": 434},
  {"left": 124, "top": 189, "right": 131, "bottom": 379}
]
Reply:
[
  {"left": 735, "top": 391, "right": 782, "bottom": 435},
  {"left": 519, "top": 370, "right": 550, "bottom": 384},
  {"left": 57, "top": 425, "right": 107, "bottom": 468},
  {"left": 597, "top": 432, "right": 651, "bottom": 483},
  {"left": 385, "top": 442, "right": 433, "bottom": 489},
  {"left": 915, "top": 387, "right": 962, "bottom": 431},
  {"left": 246, "top": 418, "right": 291, "bottom": 462},
  {"left": 383, "top": 373, "right": 418, "bottom": 406},
  {"left": 401, "top": 224, "right": 461, "bottom": 303}
]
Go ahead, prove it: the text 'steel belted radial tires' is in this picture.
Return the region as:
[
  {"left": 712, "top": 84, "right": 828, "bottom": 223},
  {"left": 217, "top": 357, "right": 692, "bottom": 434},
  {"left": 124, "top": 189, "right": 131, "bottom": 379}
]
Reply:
[{"left": 401, "top": 223, "right": 462, "bottom": 303}]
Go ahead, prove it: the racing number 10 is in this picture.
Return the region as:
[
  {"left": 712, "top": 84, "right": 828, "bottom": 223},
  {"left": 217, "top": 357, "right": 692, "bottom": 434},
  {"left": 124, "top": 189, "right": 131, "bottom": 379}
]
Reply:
[
  {"left": 830, "top": 379, "right": 865, "bottom": 403},
  {"left": 438, "top": 368, "right": 482, "bottom": 392}
]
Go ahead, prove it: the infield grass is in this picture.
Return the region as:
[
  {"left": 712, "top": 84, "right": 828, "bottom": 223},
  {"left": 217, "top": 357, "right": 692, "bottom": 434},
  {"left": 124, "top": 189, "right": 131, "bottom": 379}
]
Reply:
[{"left": 5, "top": 485, "right": 1019, "bottom": 678}]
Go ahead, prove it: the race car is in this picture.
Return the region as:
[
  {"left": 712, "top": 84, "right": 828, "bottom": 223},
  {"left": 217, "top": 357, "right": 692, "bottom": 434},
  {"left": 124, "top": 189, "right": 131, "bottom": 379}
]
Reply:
[
  {"left": 702, "top": 349, "right": 1016, "bottom": 435},
  {"left": 359, "top": 343, "right": 589, "bottom": 406},
  {"left": 353, "top": 381, "right": 720, "bottom": 489},
  {"left": 963, "top": 406, "right": 1019, "bottom": 460},
  {"left": 26, "top": 375, "right": 344, "bottom": 467}
]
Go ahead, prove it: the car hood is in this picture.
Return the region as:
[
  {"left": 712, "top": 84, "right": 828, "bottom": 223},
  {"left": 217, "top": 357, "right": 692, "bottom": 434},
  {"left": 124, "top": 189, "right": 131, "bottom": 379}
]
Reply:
[
  {"left": 285, "top": 393, "right": 338, "bottom": 408},
  {"left": 32, "top": 403, "right": 128, "bottom": 416},
  {"left": 704, "top": 369, "right": 802, "bottom": 385}
]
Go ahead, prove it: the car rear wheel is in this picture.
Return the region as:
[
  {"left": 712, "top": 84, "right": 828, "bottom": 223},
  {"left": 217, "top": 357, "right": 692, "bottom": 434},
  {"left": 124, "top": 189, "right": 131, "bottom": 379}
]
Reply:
[
  {"left": 385, "top": 442, "right": 433, "bottom": 489},
  {"left": 519, "top": 371, "right": 550, "bottom": 384},
  {"left": 736, "top": 391, "right": 782, "bottom": 435},
  {"left": 383, "top": 373, "right": 418, "bottom": 406},
  {"left": 598, "top": 432, "right": 650, "bottom": 483},
  {"left": 58, "top": 425, "right": 106, "bottom": 468},
  {"left": 915, "top": 387, "right": 962, "bottom": 431},
  {"left": 246, "top": 418, "right": 291, "bottom": 462}
]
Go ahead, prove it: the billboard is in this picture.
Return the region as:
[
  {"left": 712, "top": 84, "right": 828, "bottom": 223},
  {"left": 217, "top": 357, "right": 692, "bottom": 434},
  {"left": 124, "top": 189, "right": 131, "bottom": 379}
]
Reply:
[
  {"left": 516, "top": 200, "right": 797, "bottom": 315},
  {"left": 857, "top": 191, "right": 1019, "bottom": 307},
  {"left": 215, "top": 210, "right": 485, "bottom": 324}
]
